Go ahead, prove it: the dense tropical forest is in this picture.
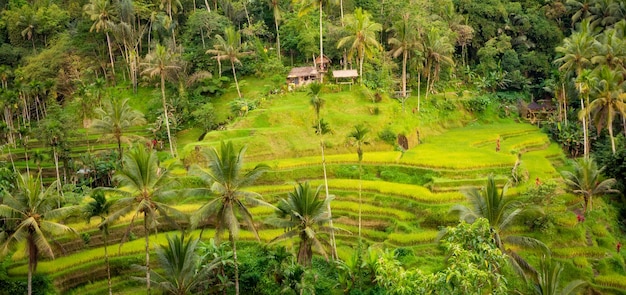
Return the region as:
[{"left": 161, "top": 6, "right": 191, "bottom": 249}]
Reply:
[{"left": 1, "top": 0, "right": 626, "bottom": 294}]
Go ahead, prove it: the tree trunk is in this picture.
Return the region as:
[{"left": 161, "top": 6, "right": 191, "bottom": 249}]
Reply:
[
  {"left": 297, "top": 238, "right": 311, "bottom": 266},
  {"left": 232, "top": 60, "right": 242, "bottom": 98},
  {"left": 359, "top": 55, "right": 364, "bottom": 85},
  {"left": 28, "top": 236, "right": 36, "bottom": 295},
  {"left": 425, "top": 69, "right": 431, "bottom": 102},
  {"left": 103, "top": 228, "right": 112, "bottom": 295},
  {"left": 319, "top": 134, "right": 337, "bottom": 259},
  {"left": 579, "top": 84, "right": 588, "bottom": 159},
  {"left": 417, "top": 72, "right": 421, "bottom": 112},
  {"left": 358, "top": 160, "right": 362, "bottom": 244},
  {"left": 275, "top": 18, "right": 281, "bottom": 60},
  {"left": 319, "top": 1, "right": 324, "bottom": 83},
  {"left": 106, "top": 32, "right": 116, "bottom": 81},
  {"left": 230, "top": 234, "right": 240, "bottom": 295},
  {"left": 53, "top": 147, "right": 62, "bottom": 199},
  {"left": 117, "top": 135, "right": 123, "bottom": 161},
  {"left": 144, "top": 212, "right": 151, "bottom": 294},
  {"left": 609, "top": 120, "right": 616, "bottom": 154},
  {"left": 204, "top": 0, "right": 211, "bottom": 12},
  {"left": 402, "top": 50, "right": 407, "bottom": 98},
  {"left": 161, "top": 73, "right": 176, "bottom": 158}
]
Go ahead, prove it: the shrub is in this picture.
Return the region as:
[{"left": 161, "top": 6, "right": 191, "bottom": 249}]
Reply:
[
  {"left": 463, "top": 94, "right": 493, "bottom": 113},
  {"left": 378, "top": 128, "right": 396, "bottom": 146}
]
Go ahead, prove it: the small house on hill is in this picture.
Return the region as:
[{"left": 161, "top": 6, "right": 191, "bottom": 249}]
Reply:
[
  {"left": 520, "top": 99, "right": 556, "bottom": 124},
  {"left": 287, "top": 66, "right": 319, "bottom": 87},
  {"left": 332, "top": 69, "right": 359, "bottom": 85}
]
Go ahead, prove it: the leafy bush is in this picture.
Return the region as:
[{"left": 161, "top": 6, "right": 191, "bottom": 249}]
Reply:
[
  {"left": 378, "top": 128, "right": 396, "bottom": 146},
  {"left": 230, "top": 98, "right": 258, "bottom": 117},
  {"left": 462, "top": 94, "right": 493, "bottom": 113}
]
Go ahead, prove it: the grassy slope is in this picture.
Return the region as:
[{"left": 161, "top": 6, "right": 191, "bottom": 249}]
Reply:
[{"left": 5, "top": 78, "right": 626, "bottom": 294}]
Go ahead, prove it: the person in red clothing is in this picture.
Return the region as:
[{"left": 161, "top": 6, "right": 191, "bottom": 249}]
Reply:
[
  {"left": 618, "top": 242, "right": 622, "bottom": 253},
  {"left": 496, "top": 138, "right": 500, "bottom": 152}
]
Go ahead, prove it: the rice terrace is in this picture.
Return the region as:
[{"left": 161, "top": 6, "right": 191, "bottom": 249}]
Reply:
[{"left": 1, "top": 0, "right": 626, "bottom": 294}]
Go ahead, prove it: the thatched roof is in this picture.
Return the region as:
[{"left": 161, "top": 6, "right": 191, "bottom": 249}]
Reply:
[
  {"left": 315, "top": 55, "right": 331, "bottom": 65},
  {"left": 332, "top": 69, "right": 359, "bottom": 78},
  {"left": 287, "top": 66, "right": 318, "bottom": 78},
  {"left": 527, "top": 99, "right": 556, "bottom": 111}
]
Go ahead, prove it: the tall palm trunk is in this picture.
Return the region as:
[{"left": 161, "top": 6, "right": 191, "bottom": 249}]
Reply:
[
  {"left": 53, "top": 147, "right": 62, "bottom": 198},
  {"left": 319, "top": 0, "right": 324, "bottom": 83},
  {"left": 317, "top": 117, "right": 336, "bottom": 259},
  {"left": 160, "top": 74, "right": 176, "bottom": 157},
  {"left": 204, "top": 0, "right": 211, "bottom": 12},
  {"left": 103, "top": 228, "right": 112, "bottom": 295},
  {"left": 579, "top": 84, "right": 588, "bottom": 158},
  {"left": 417, "top": 72, "right": 421, "bottom": 112},
  {"left": 425, "top": 68, "right": 431, "bottom": 102},
  {"left": 359, "top": 54, "right": 364, "bottom": 85},
  {"left": 609, "top": 119, "right": 616, "bottom": 154},
  {"left": 106, "top": 32, "right": 116, "bottom": 80},
  {"left": 27, "top": 236, "right": 36, "bottom": 295},
  {"left": 275, "top": 19, "right": 281, "bottom": 60},
  {"left": 230, "top": 234, "right": 240, "bottom": 295},
  {"left": 401, "top": 50, "right": 407, "bottom": 98},
  {"left": 144, "top": 212, "right": 151, "bottom": 294},
  {"left": 231, "top": 60, "right": 242, "bottom": 98}
]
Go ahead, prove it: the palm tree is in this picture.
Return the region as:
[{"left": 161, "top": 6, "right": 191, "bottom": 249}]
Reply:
[
  {"left": 141, "top": 44, "right": 181, "bottom": 158},
  {"left": 561, "top": 157, "right": 618, "bottom": 212},
  {"left": 449, "top": 176, "right": 548, "bottom": 280},
  {"left": 206, "top": 27, "right": 250, "bottom": 99},
  {"left": 347, "top": 124, "right": 368, "bottom": 244},
  {"left": 566, "top": 0, "right": 594, "bottom": 25},
  {"left": 83, "top": 190, "right": 114, "bottom": 295},
  {"left": 582, "top": 65, "right": 626, "bottom": 154},
  {"left": 189, "top": 141, "right": 270, "bottom": 295},
  {"left": 388, "top": 13, "right": 422, "bottom": 102},
  {"left": 592, "top": 28, "right": 626, "bottom": 73},
  {"left": 308, "top": 83, "right": 337, "bottom": 260},
  {"left": 266, "top": 182, "right": 335, "bottom": 266},
  {"left": 555, "top": 21, "right": 596, "bottom": 158},
  {"left": 84, "top": 0, "right": 118, "bottom": 79},
  {"left": 268, "top": 0, "right": 283, "bottom": 60},
  {"left": 533, "top": 255, "right": 587, "bottom": 295},
  {"left": 0, "top": 173, "right": 77, "bottom": 295},
  {"left": 422, "top": 27, "right": 455, "bottom": 101},
  {"left": 337, "top": 8, "right": 382, "bottom": 85},
  {"left": 91, "top": 98, "right": 146, "bottom": 161},
  {"left": 103, "top": 145, "right": 184, "bottom": 294},
  {"left": 145, "top": 234, "right": 219, "bottom": 295}
]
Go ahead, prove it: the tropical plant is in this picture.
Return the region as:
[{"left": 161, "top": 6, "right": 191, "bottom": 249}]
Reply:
[
  {"left": 84, "top": 0, "right": 118, "bottom": 79},
  {"left": 533, "top": 255, "right": 587, "bottom": 295},
  {"left": 266, "top": 182, "right": 335, "bottom": 266},
  {"left": 347, "top": 124, "right": 368, "bottom": 243},
  {"left": 91, "top": 97, "right": 146, "bottom": 161},
  {"left": 388, "top": 12, "right": 422, "bottom": 101},
  {"left": 582, "top": 65, "right": 626, "bottom": 154},
  {"left": 308, "top": 82, "right": 337, "bottom": 259},
  {"left": 141, "top": 44, "right": 182, "bottom": 158},
  {"left": 422, "top": 26, "right": 455, "bottom": 101},
  {"left": 0, "top": 173, "right": 77, "bottom": 295},
  {"left": 102, "top": 145, "right": 184, "bottom": 294},
  {"left": 337, "top": 8, "right": 382, "bottom": 85},
  {"left": 561, "top": 157, "right": 618, "bottom": 212},
  {"left": 206, "top": 27, "right": 250, "bottom": 99},
  {"left": 268, "top": 0, "right": 283, "bottom": 59},
  {"left": 189, "top": 141, "right": 270, "bottom": 295},
  {"left": 143, "top": 234, "right": 219, "bottom": 295},
  {"left": 449, "top": 175, "right": 548, "bottom": 280},
  {"left": 83, "top": 190, "right": 114, "bottom": 295}
]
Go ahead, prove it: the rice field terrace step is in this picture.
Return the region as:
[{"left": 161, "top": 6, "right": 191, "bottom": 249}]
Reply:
[
  {"left": 594, "top": 275, "right": 626, "bottom": 291},
  {"left": 429, "top": 176, "right": 510, "bottom": 192},
  {"left": 386, "top": 230, "right": 440, "bottom": 246},
  {"left": 551, "top": 246, "right": 610, "bottom": 259}
]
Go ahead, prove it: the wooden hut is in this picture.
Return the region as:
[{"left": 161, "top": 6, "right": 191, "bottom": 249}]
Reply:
[
  {"left": 332, "top": 69, "right": 359, "bottom": 86},
  {"left": 287, "top": 66, "right": 319, "bottom": 87},
  {"left": 521, "top": 99, "right": 556, "bottom": 124},
  {"left": 314, "top": 55, "right": 331, "bottom": 72}
]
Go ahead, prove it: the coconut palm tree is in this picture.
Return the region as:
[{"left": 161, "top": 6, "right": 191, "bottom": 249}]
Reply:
[
  {"left": 347, "top": 124, "right": 368, "bottom": 244},
  {"left": 0, "top": 173, "right": 77, "bottom": 295},
  {"left": 143, "top": 234, "right": 219, "bottom": 295},
  {"left": 591, "top": 28, "right": 626, "bottom": 73},
  {"left": 308, "top": 83, "right": 337, "bottom": 260},
  {"left": 266, "top": 182, "right": 335, "bottom": 266},
  {"left": 533, "top": 255, "right": 587, "bottom": 295},
  {"left": 102, "top": 144, "right": 184, "bottom": 294},
  {"left": 561, "top": 157, "right": 618, "bottom": 212},
  {"left": 337, "top": 8, "right": 382, "bottom": 85},
  {"left": 141, "top": 44, "right": 181, "bottom": 158},
  {"left": 268, "top": 0, "right": 283, "bottom": 60},
  {"left": 449, "top": 176, "right": 548, "bottom": 280},
  {"left": 83, "top": 190, "right": 114, "bottom": 295},
  {"left": 422, "top": 27, "right": 455, "bottom": 101},
  {"left": 388, "top": 13, "right": 422, "bottom": 101},
  {"left": 555, "top": 21, "right": 596, "bottom": 158},
  {"left": 84, "top": 0, "right": 118, "bottom": 79},
  {"left": 206, "top": 27, "right": 250, "bottom": 99},
  {"left": 566, "top": 0, "right": 595, "bottom": 25},
  {"left": 582, "top": 65, "right": 626, "bottom": 154},
  {"left": 189, "top": 141, "right": 270, "bottom": 295},
  {"left": 91, "top": 98, "right": 146, "bottom": 161}
]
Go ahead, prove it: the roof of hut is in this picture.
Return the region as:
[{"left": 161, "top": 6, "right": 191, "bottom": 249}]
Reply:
[
  {"left": 314, "top": 55, "right": 331, "bottom": 65},
  {"left": 332, "top": 69, "right": 359, "bottom": 78},
  {"left": 287, "top": 66, "right": 318, "bottom": 78}
]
